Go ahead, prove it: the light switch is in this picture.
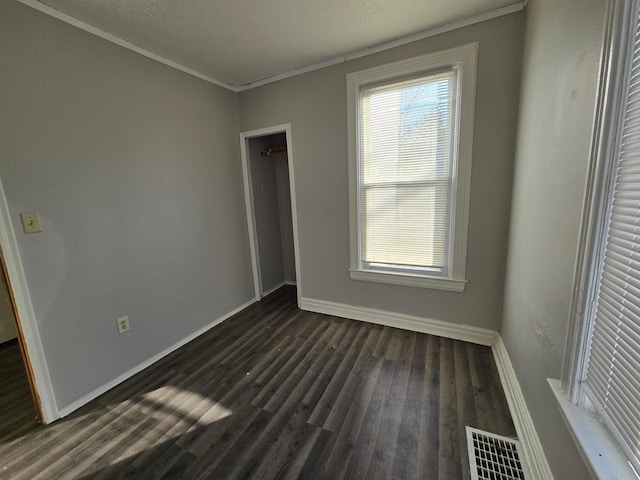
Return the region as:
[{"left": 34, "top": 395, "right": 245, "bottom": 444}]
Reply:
[{"left": 20, "top": 212, "right": 42, "bottom": 233}]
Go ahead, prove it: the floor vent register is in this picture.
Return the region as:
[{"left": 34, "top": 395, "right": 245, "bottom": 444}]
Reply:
[{"left": 466, "top": 426, "right": 527, "bottom": 480}]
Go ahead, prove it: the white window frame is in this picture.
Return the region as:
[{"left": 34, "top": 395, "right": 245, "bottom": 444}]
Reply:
[
  {"left": 559, "top": 0, "right": 640, "bottom": 478},
  {"left": 346, "top": 43, "right": 477, "bottom": 292}
]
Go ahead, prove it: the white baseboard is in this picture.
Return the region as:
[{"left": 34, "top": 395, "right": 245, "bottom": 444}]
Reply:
[
  {"left": 492, "top": 334, "right": 554, "bottom": 480},
  {"left": 57, "top": 298, "right": 255, "bottom": 418},
  {"left": 262, "top": 282, "right": 286, "bottom": 297},
  {"left": 300, "top": 297, "right": 553, "bottom": 478},
  {"left": 261, "top": 281, "right": 297, "bottom": 298},
  {"left": 299, "top": 297, "right": 497, "bottom": 346},
  {"left": 54, "top": 292, "right": 553, "bottom": 480}
]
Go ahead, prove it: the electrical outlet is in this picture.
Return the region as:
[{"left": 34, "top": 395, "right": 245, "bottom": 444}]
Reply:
[{"left": 117, "top": 316, "right": 130, "bottom": 334}]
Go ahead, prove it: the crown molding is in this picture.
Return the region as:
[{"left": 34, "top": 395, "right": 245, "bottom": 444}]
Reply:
[
  {"left": 236, "top": 2, "right": 524, "bottom": 91},
  {"left": 15, "top": 0, "right": 240, "bottom": 92},
  {"left": 17, "top": 0, "right": 524, "bottom": 92}
]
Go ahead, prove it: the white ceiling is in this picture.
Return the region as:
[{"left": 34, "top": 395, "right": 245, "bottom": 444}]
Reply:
[{"left": 22, "top": 0, "right": 523, "bottom": 90}]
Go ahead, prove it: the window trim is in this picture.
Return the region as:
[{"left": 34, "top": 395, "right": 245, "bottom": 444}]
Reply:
[
  {"left": 563, "top": 0, "right": 636, "bottom": 403},
  {"left": 346, "top": 43, "right": 478, "bottom": 292},
  {"left": 560, "top": 0, "right": 640, "bottom": 477}
]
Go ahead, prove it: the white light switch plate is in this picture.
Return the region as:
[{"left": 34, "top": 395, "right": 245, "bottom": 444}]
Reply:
[{"left": 20, "top": 212, "right": 42, "bottom": 233}]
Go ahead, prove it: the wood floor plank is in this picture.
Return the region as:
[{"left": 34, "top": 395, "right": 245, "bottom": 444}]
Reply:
[
  {"left": 298, "top": 322, "right": 344, "bottom": 407},
  {"left": 272, "top": 329, "right": 347, "bottom": 422},
  {"left": 248, "top": 406, "right": 320, "bottom": 480},
  {"left": 480, "top": 345, "right": 517, "bottom": 437},
  {"left": 390, "top": 332, "right": 427, "bottom": 480},
  {"left": 0, "top": 286, "right": 517, "bottom": 480},
  {"left": 181, "top": 402, "right": 264, "bottom": 477},
  {"left": 180, "top": 384, "right": 261, "bottom": 458},
  {"left": 364, "top": 334, "right": 415, "bottom": 479},
  {"left": 318, "top": 325, "right": 370, "bottom": 432},
  {"left": 350, "top": 324, "right": 383, "bottom": 376},
  {"left": 371, "top": 325, "right": 394, "bottom": 358},
  {"left": 200, "top": 408, "right": 275, "bottom": 479},
  {"left": 0, "top": 339, "right": 38, "bottom": 445},
  {"left": 258, "top": 319, "right": 330, "bottom": 412},
  {"left": 416, "top": 333, "right": 441, "bottom": 478},
  {"left": 0, "top": 405, "right": 102, "bottom": 466},
  {"left": 438, "top": 338, "right": 462, "bottom": 480},
  {"left": 301, "top": 320, "right": 355, "bottom": 407},
  {"left": 103, "top": 376, "right": 221, "bottom": 480},
  {"left": 7, "top": 401, "right": 146, "bottom": 480},
  {"left": 454, "top": 340, "right": 476, "bottom": 480},
  {"left": 341, "top": 359, "right": 396, "bottom": 480},
  {"left": 279, "top": 426, "right": 323, "bottom": 480},
  {"left": 297, "top": 427, "right": 334, "bottom": 480},
  {"left": 321, "top": 358, "right": 384, "bottom": 479},
  {"left": 62, "top": 416, "right": 159, "bottom": 480},
  {"left": 306, "top": 322, "right": 363, "bottom": 428}
]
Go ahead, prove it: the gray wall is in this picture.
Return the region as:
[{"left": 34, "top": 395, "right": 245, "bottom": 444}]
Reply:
[
  {"left": 0, "top": 1, "right": 253, "bottom": 409},
  {"left": 274, "top": 152, "right": 296, "bottom": 284},
  {"left": 500, "top": 0, "right": 606, "bottom": 477},
  {"left": 249, "top": 136, "right": 285, "bottom": 293},
  {"left": 239, "top": 13, "right": 524, "bottom": 330},
  {"left": 270, "top": 132, "right": 296, "bottom": 284},
  {"left": 0, "top": 12, "right": 606, "bottom": 478}
]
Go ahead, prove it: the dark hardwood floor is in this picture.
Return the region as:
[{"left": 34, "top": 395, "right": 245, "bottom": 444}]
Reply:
[
  {"left": 0, "top": 339, "right": 39, "bottom": 447},
  {"left": 0, "top": 286, "right": 515, "bottom": 479}
]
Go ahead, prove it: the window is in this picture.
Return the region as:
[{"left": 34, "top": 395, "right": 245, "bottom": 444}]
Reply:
[
  {"left": 347, "top": 44, "right": 477, "bottom": 291},
  {"left": 562, "top": 0, "right": 640, "bottom": 476}
]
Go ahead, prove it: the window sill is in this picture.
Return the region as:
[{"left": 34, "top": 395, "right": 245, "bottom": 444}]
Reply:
[
  {"left": 349, "top": 268, "right": 467, "bottom": 292},
  {"left": 548, "top": 379, "right": 638, "bottom": 480}
]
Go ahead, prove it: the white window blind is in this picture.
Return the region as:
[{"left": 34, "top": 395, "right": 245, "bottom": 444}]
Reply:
[
  {"left": 584, "top": 6, "right": 640, "bottom": 473},
  {"left": 359, "top": 70, "right": 456, "bottom": 274},
  {"left": 347, "top": 44, "right": 476, "bottom": 291}
]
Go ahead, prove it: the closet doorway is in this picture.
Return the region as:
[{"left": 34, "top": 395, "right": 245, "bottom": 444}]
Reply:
[
  {"left": 0, "top": 255, "right": 40, "bottom": 436},
  {"left": 240, "top": 124, "right": 301, "bottom": 306},
  {"left": 0, "top": 178, "right": 56, "bottom": 424}
]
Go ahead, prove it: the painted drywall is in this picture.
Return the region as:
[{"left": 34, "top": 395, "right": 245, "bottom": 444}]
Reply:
[
  {"left": 270, "top": 133, "right": 296, "bottom": 284},
  {"left": 0, "top": 1, "right": 254, "bottom": 409},
  {"left": 239, "top": 12, "right": 524, "bottom": 330},
  {"left": 0, "top": 273, "right": 17, "bottom": 344},
  {"left": 274, "top": 154, "right": 296, "bottom": 284},
  {"left": 249, "top": 136, "right": 285, "bottom": 293},
  {"left": 500, "top": 0, "right": 606, "bottom": 477}
]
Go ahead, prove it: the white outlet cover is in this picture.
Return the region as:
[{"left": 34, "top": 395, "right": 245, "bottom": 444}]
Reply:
[{"left": 117, "top": 316, "right": 130, "bottom": 334}]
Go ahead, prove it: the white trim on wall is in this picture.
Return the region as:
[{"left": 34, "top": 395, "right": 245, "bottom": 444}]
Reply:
[
  {"left": 57, "top": 297, "right": 255, "bottom": 418},
  {"left": 15, "top": 0, "right": 236, "bottom": 92},
  {"left": 346, "top": 43, "right": 478, "bottom": 292},
  {"left": 548, "top": 379, "right": 637, "bottom": 479},
  {"left": 262, "top": 281, "right": 287, "bottom": 298},
  {"left": 239, "top": 124, "right": 303, "bottom": 307},
  {"left": 16, "top": 0, "right": 524, "bottom": 92},
  {"left": 237, "top": 2, "right": 524, "bottom": 91},
  {"left": 239, "top": 134, "right": 263, "bottom": 301},
  {"left": 492, "top": 334, "right": 554, "bottom": 480},
  {"left": 299, "top": 296, "right": 496, "bottom": 346},
  {"left": 0, "top": 177, "right": 58, "bottom": 423},
  {"left": 562, "top": 0, "right": 636, "bottom": 403},
  {"left": 301, "top": 297, "right": 553, "bottom": 477},
  {"left": 298, "top": 295, "right": 555, "bottom": 478}
]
